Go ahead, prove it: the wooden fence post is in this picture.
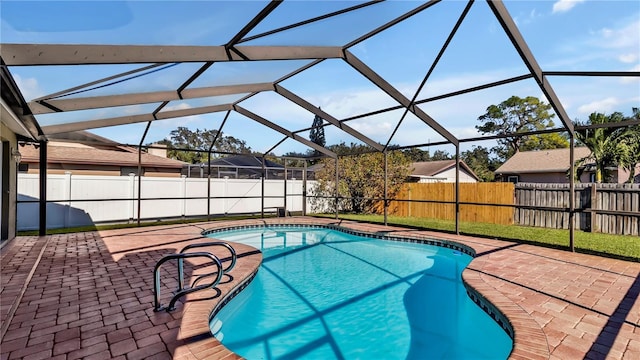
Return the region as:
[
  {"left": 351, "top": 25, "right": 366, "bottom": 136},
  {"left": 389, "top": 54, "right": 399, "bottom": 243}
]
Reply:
[{"left": 590, "top": 184, "right": 598, "bottom": 233}]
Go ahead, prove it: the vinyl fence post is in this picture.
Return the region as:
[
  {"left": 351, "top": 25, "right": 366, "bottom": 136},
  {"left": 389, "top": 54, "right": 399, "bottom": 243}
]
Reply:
[{"left": 128, "top": 174, "right": 136, "bottom": 221}]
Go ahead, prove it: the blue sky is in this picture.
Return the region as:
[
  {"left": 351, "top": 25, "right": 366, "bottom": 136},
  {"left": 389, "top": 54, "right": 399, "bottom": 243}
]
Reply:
[{"left": 1, "top": 0, "right": 639, "bottom": 156}]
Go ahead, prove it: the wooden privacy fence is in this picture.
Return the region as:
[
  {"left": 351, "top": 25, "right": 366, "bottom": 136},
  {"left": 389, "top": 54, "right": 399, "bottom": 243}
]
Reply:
[
  {"left": 387, "top": 183, "right": 515, "bottom": 225},
  {"left": 515, "top": 183, "right": 640, "bottom": 236}
]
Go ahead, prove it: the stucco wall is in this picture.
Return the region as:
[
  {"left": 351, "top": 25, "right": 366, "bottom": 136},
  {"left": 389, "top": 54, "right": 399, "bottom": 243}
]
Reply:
[{"left": 1, "top": 122, "right": 18, "bottom": 242}]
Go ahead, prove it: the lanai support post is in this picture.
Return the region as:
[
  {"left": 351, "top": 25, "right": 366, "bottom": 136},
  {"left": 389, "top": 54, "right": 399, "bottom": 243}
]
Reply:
[
  {"left": 302, "top": 161, "right": 307, "bottom": 216},
  {"left": 283, "top": 160, "right": 287, "bottom": 216},
  {"left": 384, "top": 150, "right": 388, "bottom": 226},
  {"left": 137, "top": 122, "right": 152, "bottom": 226},
  {"left": 335, "top": 157, "right": 339, "bottom": 220},
  {"left": 261, "top": 155, "right": 265, "bottom": 219},
  {"left": 455, "top": 144, "right": 460, "bottom": 235},
  {"left": 137, "top": 147, "right": 142, "bottom": 226},
  {"left": 207, "top": 152, "right": 212, "bottom": 221},
  {"left": 207, "top": 111, "right": 229, "bottom": 221},
  {"left": 38, "top": 141, "right": 47, "bottom": 236},
  {"left": 569, "top": 135, "right": 575, "bottom": 252}
]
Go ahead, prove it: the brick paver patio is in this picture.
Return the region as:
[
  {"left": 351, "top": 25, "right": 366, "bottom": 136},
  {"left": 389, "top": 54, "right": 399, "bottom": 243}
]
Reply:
[{"left": 1, "top": 217, "right": 638, "bottom": 359}]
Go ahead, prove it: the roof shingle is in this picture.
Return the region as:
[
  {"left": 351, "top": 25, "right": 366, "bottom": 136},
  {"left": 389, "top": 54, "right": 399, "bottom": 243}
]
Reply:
[
  {"left": 20, "top": 144, "right": 185, "bottom": 168},
  {"left": 495, "top": 147, "right": 592, "bottom": 174}
]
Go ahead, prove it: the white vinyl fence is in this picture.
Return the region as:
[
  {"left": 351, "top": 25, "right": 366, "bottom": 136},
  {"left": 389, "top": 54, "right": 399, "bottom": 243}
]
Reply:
[{"left": 17, "top": 173, "right": 317, "bottom": 231}]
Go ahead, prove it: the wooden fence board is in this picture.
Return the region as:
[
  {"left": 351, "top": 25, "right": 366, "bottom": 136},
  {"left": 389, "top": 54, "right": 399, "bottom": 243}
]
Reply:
[
  {"left": 384, "top": 182, "right": 638, "bottom": 235},
  {"left": 386, "top": 183, "right": 514, "bottom": 225},
  {"left": 514, "top": 183, "right": 639, "bottom": 236}
]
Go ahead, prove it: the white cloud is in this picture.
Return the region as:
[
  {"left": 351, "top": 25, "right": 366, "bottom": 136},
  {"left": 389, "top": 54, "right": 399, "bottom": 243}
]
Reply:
[
  {"left": 13, "top": 74, "right": 44, "bottom": 101},
  {"left": 452, "top": 127, "right": 482, "bottom": 139},
  {"left": 619, "top": 53, "right": 638, "bottom": 63},
  {"left": 620, "top": 64, "right": 640, "bottom": 84},
  {"left": 349, "top": 119, "right": 394, "bottom": 138},
  {"left": 514, "top": 8, "right": 542, "bottom": 26},
  {"left": 552, "top": 0, "right": 585, "bottom": 14},
  {"left": 594, "top": 19, "right": 640, "bottom": 50},
  {"left": 163, "top": 103, "right": 192, "bottom": 112},
  {"left": 550, "top": 17, "right": 640, "bottom": 69},
  {"left": 577, "top": 97, "right": 620, "bottom": 114},
  {"left": 154, "top": 102, "right": 206, "bottom": 128}
]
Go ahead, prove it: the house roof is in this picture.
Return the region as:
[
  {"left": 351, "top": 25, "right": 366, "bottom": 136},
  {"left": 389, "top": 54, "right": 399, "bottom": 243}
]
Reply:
[
  {"left": 20, "top": 143, "right": 186, "bottom": 169},
  {"left": 46, "top": 130, "right": 120, "bottom": 147},
  {"left": 495, "top": 147, "right": 592, "bottom": 174},
  {"left": 204, "top": 155, "right": 283, "bottom": 169},
  {"left": 411, "top": 160, "right": 480, "bottom": 181}
]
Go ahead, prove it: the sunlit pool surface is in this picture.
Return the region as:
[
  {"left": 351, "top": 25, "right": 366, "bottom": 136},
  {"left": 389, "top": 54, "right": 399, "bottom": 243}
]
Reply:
[{"left": 207, "top": 226, "right": 512, "bottom": 359}]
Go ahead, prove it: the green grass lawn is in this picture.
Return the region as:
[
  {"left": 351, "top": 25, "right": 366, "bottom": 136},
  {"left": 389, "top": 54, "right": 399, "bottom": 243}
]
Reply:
[
  {"left": 16, "top": 214, "right": 276, "bottom": 236},
  {"left": 314, "top": 213, "right": 640, "bottom": 262},
  {"left": 18, "top": 212, "right": 639, "bottom": 262}
]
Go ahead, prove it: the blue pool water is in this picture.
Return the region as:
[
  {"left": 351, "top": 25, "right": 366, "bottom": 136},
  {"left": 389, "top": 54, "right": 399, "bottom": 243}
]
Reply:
[{"left": 207, "top": 226, "right": 512, "bottom": 359}]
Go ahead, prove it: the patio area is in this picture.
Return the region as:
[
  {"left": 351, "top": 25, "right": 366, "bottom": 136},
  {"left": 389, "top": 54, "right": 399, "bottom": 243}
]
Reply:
[{"left": 1, "top": 217, "right": 638, "bottom": 360}]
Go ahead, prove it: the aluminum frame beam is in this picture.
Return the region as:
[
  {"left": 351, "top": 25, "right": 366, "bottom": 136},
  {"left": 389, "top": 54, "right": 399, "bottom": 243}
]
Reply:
[
  {"left": 29, "top": 83, "right": 274, "bottom": 114},
  {"left": 274, "top": 84, "right": 384, "bottom": 152},
  {"left": 0, "top": 44, "right": 346, "bottom": 65},
  {"left": 41, "top": 103, "right": 232, "bottom": 134},
  {"left": 344, "top": 50, "right": 458, "bottom": 146},
  {"left": 33, "top": 63, "right": 168, "bottom": 102},
  {"left": 384, "top": 0, "right": 473, "bottom": 150},
  {"left": 487, "top": 0, "right": 574, "bottom": 134},
  {"left": 234, "top": 105, "right": 337, "bottom": 158}
]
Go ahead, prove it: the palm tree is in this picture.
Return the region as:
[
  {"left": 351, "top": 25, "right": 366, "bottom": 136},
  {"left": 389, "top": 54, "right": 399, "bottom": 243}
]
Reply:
[
  {"left": 619, "top": 108, "right": 640, "bottom": 183},
  {"left": 574, "top": 111, "right": 636, "bottom": 183}
]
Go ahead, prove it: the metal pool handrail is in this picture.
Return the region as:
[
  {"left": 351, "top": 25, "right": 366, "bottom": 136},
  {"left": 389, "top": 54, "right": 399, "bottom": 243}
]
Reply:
[
  {"left": 177, "top": 242, "right": 237, "bottom": 292},
  {"left": 153, "top": 252, "right": 223, "bottom": 312}
]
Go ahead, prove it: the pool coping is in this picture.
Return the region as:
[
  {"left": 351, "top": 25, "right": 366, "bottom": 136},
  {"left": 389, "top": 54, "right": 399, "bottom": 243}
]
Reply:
[{"left": 189, "top": 220, "right": 549, "bottom": 359}]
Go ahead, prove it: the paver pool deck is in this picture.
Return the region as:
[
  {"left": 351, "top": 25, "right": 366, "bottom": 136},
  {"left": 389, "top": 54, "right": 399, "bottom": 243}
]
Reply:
[{"left": 1, "top": 217, "right": 638, "bottom": 359}]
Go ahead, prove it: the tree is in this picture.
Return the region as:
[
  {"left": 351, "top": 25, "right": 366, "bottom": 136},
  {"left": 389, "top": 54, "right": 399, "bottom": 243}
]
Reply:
[
  {"left": 309, "top": 113, "right": 326, "bottom": 159},
  {"left": 574, "top": 111, "right": 637, "bottom": 183},
  {"left": 402, "top": 148, "right": 431, "bottom": 162},
  {"left": 621, "top": 108, "right": 640, "bottom": 183},
  {"left": 477, "top": 96, "right": 560, "bottom": 161},
  {"left": 311, "top": 142, "right": 412, "bottom": 214},
  {"left": 520, "top": 132, "right": 569, "bottom": 152},
  {"left": 158, "top": 127, "right": 251, "bottom": 163},
  {"left": 430, "top": 150, "right": 453, "bottom": 161},
  {"left": 461, "top": 146, "right": 500, "bottom": 182}
]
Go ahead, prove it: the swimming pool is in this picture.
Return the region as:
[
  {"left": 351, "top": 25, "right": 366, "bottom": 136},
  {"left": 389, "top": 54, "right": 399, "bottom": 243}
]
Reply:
[{"left": 206, "top": 225, "right": 512, "bottom": 359}]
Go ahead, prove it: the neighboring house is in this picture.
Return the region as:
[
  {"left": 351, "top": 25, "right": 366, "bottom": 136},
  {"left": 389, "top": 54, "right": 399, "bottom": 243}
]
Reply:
[
  {"left": 186, "top": 155, "right": 311, "bottom": 180},
  {"left": 409, "top": 160, "right": 479, "bottom": 183},
  {"left": 185, "top": 155, "right": 284, "bottom": 179},
  {"left": 18, "top": 131, "right": 185, "bottom": 177},
  {"left": 495, "top": 147, "right": 639, "bottom": 183}
]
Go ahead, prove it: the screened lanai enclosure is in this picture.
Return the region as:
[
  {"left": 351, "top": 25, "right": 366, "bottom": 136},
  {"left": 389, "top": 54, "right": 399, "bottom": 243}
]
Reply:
[{"left": 1, "top": 1, "right": 639, "bottom": 248}]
